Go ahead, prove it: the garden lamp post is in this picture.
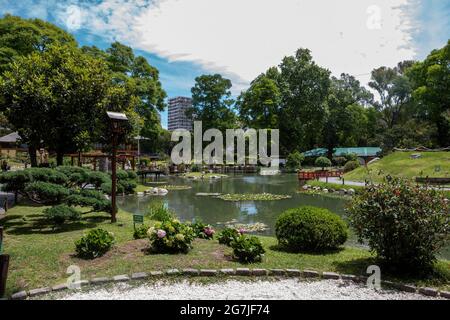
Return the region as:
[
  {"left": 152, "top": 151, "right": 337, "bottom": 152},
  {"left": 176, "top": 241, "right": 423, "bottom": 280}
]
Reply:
[{"left": 107, "top": 111, "right": 129, "bottom": 223}]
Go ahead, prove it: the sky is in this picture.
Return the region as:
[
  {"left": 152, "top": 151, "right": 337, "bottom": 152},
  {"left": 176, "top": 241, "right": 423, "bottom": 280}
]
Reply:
[{"left": 1, "top": 0, "right": 449, "bottom": 128}]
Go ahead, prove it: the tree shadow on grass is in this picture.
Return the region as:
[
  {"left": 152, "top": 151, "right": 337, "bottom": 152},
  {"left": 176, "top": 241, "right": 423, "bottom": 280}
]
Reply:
[
  {"left": 1, "top": 213, "right": 111, "bottom": 235},
  {"left": 269, "top": 243, "right": 346, "bottom": 256}
]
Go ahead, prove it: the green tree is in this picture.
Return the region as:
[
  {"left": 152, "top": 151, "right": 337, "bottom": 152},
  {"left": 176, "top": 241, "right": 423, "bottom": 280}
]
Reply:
[
  {"left": 277, "top": 49, "right": 331, "bottom": 154},
  {"left": 315, "top": 156, "right": 332, "bottom": 170},
  {"left": 0, "top": 45, "right": 133, "bottom": 166},
  {"left": 237, "top": 74, "right": 280, "bottom": 128},
  {"left": 190, "top": 74, "right": 237, "bottom": 131},
  {"left": 408, "top": 40, "right": 450, "bottom": 146},
  {"left": 0, "top": 14, "right": 77, "bottom": 73}
]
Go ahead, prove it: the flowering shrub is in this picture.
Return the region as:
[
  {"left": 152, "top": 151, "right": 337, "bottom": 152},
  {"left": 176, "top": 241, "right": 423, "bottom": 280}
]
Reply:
[
  {"left": 347, "top": 177, "right": 449, "bottom": 272},
  {"left": 217, "top": 227, "right": 241, "bottom": 246},
  {"left": 230, "top": 235, "right": 265, "bottom": 263},
  {"left": 191, "top": 220, "right": 215, "bottom": 239},
  {"left": 133, "top": 224, "right": 150, "bottom": 239},
  {"left": 148, "top": 219, "right": 195, "bottom": 253},
  {"left": 75, "top": 228, "right": 115, "bottom": 259}
]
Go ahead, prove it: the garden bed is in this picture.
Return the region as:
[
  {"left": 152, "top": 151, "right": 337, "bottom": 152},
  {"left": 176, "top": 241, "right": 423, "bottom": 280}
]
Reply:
[{"left": 1, "top": 204, "right": 449, "bottom": 297}]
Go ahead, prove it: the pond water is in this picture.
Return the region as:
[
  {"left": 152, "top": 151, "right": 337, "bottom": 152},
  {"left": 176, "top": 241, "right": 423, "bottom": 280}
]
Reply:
[{"left": 118, "top": 173, "right": 450, "bottom": 259}]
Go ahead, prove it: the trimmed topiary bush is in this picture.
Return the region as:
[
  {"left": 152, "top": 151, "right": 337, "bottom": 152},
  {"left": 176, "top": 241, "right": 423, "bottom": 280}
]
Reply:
[
  {"left": 343, "top": 160, "right": 360, "bottom": 173},
  {"left": 347, "top": 177, "right": 449, "bottom": 272},
  {"left": 25, "top": 181, "right": 70, "bottom": 204},
  {"left": 147, "top": 219, "right": 195, "bottom": 253},
  {"left": 75, "top": 228, "right": 115, "bottom": 259},
  {"left": 315, "top": 156, "right": 332, "bottom": 170},
  {"left": 275, "top": 206, "right": 348, "bottom": 252},
  {"left": 230, "top": 235, "right": 265, "bottom": 263},
  {"left": 27, "top": 167, "right": 68, "bottom": 184},
  {"left": 43, "top": 204, "right": 81, "bottom": 225},
  {"left": 217, "top": 227, "right": 240, "bottom": 246}
]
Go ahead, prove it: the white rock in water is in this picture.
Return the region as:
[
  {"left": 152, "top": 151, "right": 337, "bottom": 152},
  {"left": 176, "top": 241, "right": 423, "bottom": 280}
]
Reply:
[
  {"left": 322, "top": 188, "right": 328, "bottom": 193},
  {"left": 158, "top": 188, "right": 168, "bottom": 195},
  {"left": 347, "top": 188, "right": 355, "bottom": 195},
  {"left": 302, "top": 185, "right": 309, "bottom": 190},
  {"left": 137, "top": 192, "right": 145, "bottom": 196}
]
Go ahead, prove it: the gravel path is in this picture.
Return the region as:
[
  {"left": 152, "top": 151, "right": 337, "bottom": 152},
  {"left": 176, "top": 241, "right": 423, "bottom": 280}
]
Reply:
[{"left": 53, "top": 279, "right": 439, "bottom": 300}]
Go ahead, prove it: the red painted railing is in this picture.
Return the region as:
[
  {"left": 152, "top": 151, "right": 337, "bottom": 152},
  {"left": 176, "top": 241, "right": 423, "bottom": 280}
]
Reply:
[{"left": 298, "top": 170, "right": 343, "bottom": 180}]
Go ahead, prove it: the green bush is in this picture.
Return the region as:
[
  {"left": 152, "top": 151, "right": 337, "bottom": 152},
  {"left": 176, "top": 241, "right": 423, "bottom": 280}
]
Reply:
[
  {"left": 133, "top": 224, "right": 150, "bottom": 239},
  {"left": 347, "top": 177, "right": 449, "bottom": 272},
  {"left": 343, "top": 160, "right": 360, "bottom": 173},
  {"left": 333, "top": 157, "right": 347, "bottom": 166},
  {"left": 230, "top": 235, "right": 265, "bottom": 263},
  {"left": 75, "top": 228, "right": 115, "bottom": 259},
  {"left": 315, "top": 157, "right": 332, "bottom": 170},
  {"left": 148, "top": 219, "right": 195, "bottom": 253},
  {"left": 217, "top": 228, "right": 240, "bottom": 246},
  {"left": 0, "top": 170, "right": 31, "bottom": 194},
  {"left": 191, "top": 220, "right": 215, "bottom": 239},
  {"left": 43, "top": 205, "right": 82, "bottom": 225},
  {"left": 116, "top": 170, "right": 130, "bottom": 180},
  {"left": 86, "top": 171, "right": 109, "bottom": 188},
  {"left": 27, "top": 167, "right": 68, "bottom": 185},
  {"left": 64, "top": 193, "right": 111, "bottom": 212},
  {"left": 146, "top": 201, "right": 174, "bottom": 221},
  {"left": 275, "top": 206, "right": 348, "bottom": 252},
  {"left": 285, "top": 151, "right": 305, "bottom": 172},
  {"left": 25, "top": 181, "right": 70, "bottom": 204}
]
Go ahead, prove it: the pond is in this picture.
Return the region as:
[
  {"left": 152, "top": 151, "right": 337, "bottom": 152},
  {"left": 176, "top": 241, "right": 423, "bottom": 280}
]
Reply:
[{"left": 118, "top": 173, "right": 450, "bottom": 259}]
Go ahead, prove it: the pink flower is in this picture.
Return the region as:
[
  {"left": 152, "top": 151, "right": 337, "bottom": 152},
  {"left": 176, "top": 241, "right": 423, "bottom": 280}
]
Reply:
[
  {"left": 157, "top": 229, "right": 166, "bottom": 238},
  {"left": 238, "top": 228, "right": 246, "bottom": 235},
  {"left": 204, "top": 226, "right": 215, "bottom": 236}
]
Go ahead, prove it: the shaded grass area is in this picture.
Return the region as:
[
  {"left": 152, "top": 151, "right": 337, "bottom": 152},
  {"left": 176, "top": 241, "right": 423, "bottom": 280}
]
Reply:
[
  {"left": 344, "top": 151, "right": 450, "bottom": 183},
  {"left": 1, "top": 204, "right": 449, "bottom": 296}
]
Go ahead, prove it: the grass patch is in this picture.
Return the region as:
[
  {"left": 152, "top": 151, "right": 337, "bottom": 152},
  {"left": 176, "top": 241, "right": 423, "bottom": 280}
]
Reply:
[
  {"left": 344, "top": 151, "right": 450, "bottom": 183},
  {"left": 306, "top": 180, "right": 365, "bottom": 192},
  {"left": 1, "top": 204, "right": 449, "bottom": 296}
]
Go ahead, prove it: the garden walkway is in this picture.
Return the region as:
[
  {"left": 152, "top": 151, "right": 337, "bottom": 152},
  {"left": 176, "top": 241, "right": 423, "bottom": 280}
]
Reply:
[{"left": 52, "top": 279, "right": 439, "bottom": 300}]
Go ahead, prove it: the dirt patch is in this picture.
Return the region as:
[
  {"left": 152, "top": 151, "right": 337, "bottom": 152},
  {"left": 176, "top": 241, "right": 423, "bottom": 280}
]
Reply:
[{"left": 60, "top": 239, "right": 149, "bottom": 268}]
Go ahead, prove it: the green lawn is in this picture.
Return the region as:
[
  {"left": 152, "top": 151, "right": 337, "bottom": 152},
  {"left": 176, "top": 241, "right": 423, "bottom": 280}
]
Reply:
[
  {"left": 1, "top": 204, "right": 449, "bottom": 297},
  {"left": 307, "top": 180, "right": 365, "bottom": 192},
  {"left": 344, "top": 151, "right": 450, "bottom": 183}
]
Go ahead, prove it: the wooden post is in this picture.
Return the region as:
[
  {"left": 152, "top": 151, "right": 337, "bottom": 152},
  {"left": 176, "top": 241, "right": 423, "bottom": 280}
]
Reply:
[
  {"left": 71, "top": 156, "right": 74, "bottom": 166},
  {"left": 0, "top": 227, "right": 3, "bottom": 253},
  {"left": 132, "top": 156, "right": 135, "bottom": 171},
  {"left": 0, "top": 254, "right": 9, "bottom": 298},
  {"left": 111, "top": 134, "right": 118, "bottom": 223},
  {"left": 93, "top": 159, "right": 97, "bottom": 171},
  {"left": 3, "top": 198, "right": 7, "bottom": 213}
]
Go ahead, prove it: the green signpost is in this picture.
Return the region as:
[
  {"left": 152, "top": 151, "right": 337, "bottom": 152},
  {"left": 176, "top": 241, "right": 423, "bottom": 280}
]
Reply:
[{"left": 133, "top": 214, "right": 144, "bottom": 231}]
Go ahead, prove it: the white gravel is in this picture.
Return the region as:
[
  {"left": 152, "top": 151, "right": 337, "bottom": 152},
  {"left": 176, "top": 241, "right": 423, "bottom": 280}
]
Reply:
[{"left": 52, "top": 279, "right": 439, "bottom": 300}]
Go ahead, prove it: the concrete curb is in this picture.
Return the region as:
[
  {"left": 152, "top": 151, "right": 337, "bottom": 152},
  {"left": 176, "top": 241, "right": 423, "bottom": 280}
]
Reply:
[{"left": 10, "top": 268, "right": 450, "bottom": 300}]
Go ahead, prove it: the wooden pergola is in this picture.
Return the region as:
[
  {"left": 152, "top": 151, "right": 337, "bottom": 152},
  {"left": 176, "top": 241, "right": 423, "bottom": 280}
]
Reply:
[{"left": 67, "top": 151, "right": 137, "bottom": 171}]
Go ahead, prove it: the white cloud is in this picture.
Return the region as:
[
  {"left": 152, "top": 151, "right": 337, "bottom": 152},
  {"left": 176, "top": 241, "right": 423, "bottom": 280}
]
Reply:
[{"left": 55, "top": 0, "right": 418, "bottom": 88}]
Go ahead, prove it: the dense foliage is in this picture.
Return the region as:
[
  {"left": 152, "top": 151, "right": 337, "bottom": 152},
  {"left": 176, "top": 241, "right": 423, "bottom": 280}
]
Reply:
[
  {"left": 146, "top": 201, "right": 174, "bottom": 222},
  {"left": 285, "top": 151, "right": 304, "bottom": 172},
  {"left": 275, "top": 206, "right": 348, "bottom": 252},
  {"left": 147, "top": 219, "right": 195, "bottom": 254},
  {"left": 230, "top": 235, "right": 265, "bottom": 263},
  {"left": 347, "top": 177, "right": 449, "bottom": 272},
  {"left": 343, "top": 160, "right": 360, "bottom": 173},
  {"left": 217, "top": 228, "right": 240, "bottom": 246},
  {"left": 43, "top": 204, "right": 82, "bottom": 226},
  {"left": 75, "top": 228, "right": 115, "bottom": 259},
  {"left": 191, "top": 220, "right": 215, "bottom": 239}
]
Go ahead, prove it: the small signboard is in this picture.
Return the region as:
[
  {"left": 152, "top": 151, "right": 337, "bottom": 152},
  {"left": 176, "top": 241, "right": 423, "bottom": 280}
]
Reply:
[{"left": 133, "top": 214, "right": 144, "bottom": 224}]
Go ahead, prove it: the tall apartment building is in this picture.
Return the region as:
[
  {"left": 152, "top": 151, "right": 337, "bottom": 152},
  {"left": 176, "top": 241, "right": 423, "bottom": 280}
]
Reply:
[{"left": 168, "top": 97, "right": 193, "bottom": 131}]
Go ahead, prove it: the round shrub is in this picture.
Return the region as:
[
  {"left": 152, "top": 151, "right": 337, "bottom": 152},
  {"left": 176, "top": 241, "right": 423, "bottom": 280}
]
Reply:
[
  {"left": 333, "top": 156, "right": 347, "bottom": 166},
  {"left": 217, "top": 228, "right": 240, "bottom": 246},
  {"left": 315, "top": 156, "right": 331, "bottom": 170},
  {"left": 133, "top": 224, "right": 150, "bottom": 240},
  {"left": 75, "top": 228, "right": 115, "bottom": 259},
  {"left": 275, "top": 206, "right": 348, "bottom": 252},
  {"left": 230, "top": 235, "right": 265, "bottom": 263},
  {"left": 44, "top": 204, "right": 81, "bottom": 225},
  {"left": 343, "top": 160, "right": 360, "bottom": 173},
  {"left": 347, "top": 177, "right": 449, "bottom": 272},
  {"left": 148, "top": 219, "right": 195, "bottom": 253}
]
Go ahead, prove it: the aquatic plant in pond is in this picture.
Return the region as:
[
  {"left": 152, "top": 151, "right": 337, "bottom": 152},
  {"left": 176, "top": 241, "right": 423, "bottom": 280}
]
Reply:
[
  {"left": 158, "top": 185, "right": 192, "bottom": 190},
  {"left": 216, "top": 193, "right": 291, "bottom": 201}
]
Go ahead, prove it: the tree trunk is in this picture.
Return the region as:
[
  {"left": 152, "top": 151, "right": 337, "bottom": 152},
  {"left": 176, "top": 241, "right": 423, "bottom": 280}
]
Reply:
[
  {"left": 56, "top": 152, "right": 64, "bottom": 166},
  {"left": 28, "top": 146, "right": 37, "bottom": 167}
]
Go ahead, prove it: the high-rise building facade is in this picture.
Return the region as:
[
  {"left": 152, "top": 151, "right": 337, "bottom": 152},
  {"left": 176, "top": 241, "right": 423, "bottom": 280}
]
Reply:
[{"left": 168, "top": 97, "right": 193, "bottom": 131}]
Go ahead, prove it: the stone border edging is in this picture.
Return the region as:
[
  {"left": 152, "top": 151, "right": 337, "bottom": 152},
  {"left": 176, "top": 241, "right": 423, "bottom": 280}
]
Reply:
[{"left": 10, "top": 268, "right": 450, "bottom": 300}]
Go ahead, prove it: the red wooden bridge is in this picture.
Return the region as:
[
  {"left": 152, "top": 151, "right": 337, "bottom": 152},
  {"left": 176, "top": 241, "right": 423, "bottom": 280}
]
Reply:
[{"left": 298, "top": 169, "right": 343, "bottom": 181}]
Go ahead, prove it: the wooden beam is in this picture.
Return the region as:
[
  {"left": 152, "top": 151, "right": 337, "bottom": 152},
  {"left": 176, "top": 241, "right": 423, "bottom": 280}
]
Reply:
[{"left": 0, "top": 254, "right": 9, "bottom": 298}]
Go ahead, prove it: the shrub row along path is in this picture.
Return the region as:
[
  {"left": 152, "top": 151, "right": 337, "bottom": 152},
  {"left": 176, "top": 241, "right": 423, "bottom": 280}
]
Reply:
[
  {"left": 51, "top": 279, "right": 439, "bottom": 300},
  {"left": 320, "top": 177, "right": 450, "bottom": 190}
]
